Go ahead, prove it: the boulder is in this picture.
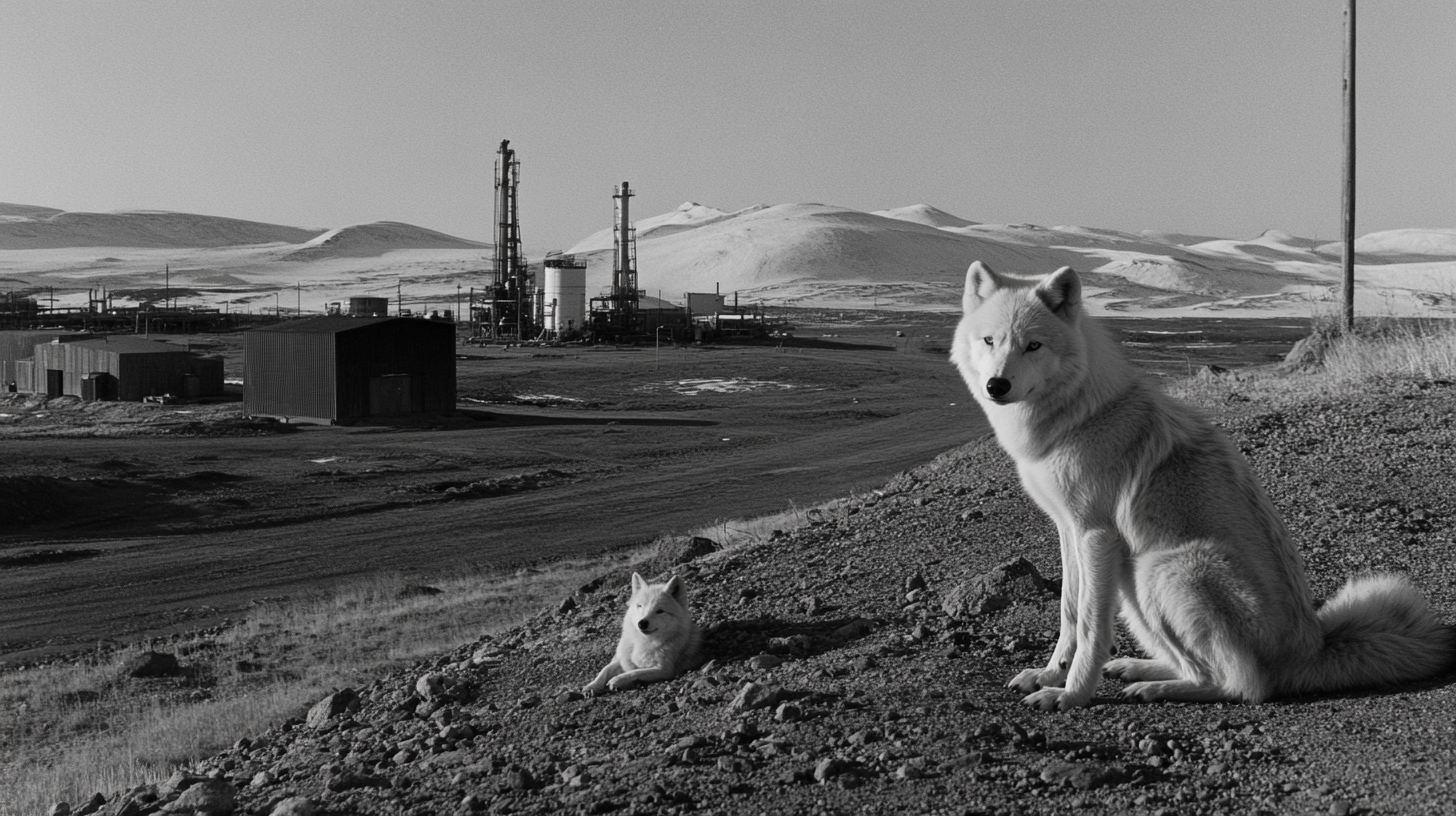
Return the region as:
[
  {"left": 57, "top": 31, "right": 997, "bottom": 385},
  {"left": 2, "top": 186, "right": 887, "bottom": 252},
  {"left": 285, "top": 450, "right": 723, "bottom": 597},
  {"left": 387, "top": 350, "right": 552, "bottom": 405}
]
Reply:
[
  {"left": 942, "top": 557, "right": 1050, "bottom": 618},
  {"left": 305, "top": 688, "right": 358, "bottom": 729}
]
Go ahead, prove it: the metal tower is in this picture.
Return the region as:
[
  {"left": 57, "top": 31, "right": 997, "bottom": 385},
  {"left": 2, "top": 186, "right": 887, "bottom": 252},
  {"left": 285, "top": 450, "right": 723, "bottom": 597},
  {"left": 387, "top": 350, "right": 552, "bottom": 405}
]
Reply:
[
  {"left": 607, "top": 181, "right": 640, "bottom": 337},
  {"left": 488, "top": 139, "right": 532, "bottom": 341}
]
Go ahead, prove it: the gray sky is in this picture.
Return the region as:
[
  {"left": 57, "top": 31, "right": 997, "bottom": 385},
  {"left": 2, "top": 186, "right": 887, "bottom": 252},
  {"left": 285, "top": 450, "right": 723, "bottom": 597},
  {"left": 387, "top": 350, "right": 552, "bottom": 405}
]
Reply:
[{"left": 3, "top": 1, "right": 1452, "bottom": 249}]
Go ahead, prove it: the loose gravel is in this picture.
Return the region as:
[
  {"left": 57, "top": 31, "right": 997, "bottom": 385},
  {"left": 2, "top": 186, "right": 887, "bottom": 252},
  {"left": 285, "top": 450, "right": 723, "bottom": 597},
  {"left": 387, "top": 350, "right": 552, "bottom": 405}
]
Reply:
[{"left": 80, "top": 379, "right": 1456, "bottom": 816}]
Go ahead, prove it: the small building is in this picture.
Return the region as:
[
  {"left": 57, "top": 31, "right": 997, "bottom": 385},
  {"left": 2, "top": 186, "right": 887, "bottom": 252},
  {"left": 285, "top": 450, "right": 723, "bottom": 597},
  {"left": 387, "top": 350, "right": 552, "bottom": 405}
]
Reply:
[
  {"left": 1, "top": 330, "right": 86, "bottom": 391},
  {"left": 243, "top": 316, "right": 456, "bottom": 423},
  {"left": 29, "top": 335, "right": 224, "bottom": 400}
]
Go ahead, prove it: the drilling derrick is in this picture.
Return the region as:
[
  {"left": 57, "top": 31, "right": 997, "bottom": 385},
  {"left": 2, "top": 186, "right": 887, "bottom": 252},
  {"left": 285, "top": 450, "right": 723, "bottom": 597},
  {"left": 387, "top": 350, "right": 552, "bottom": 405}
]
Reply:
[
  {"left": 598, "top": 181, "right": 640, "bottom": 339},
  {"left": 487, "top": 139, "right": 532, "bottom": 341}
]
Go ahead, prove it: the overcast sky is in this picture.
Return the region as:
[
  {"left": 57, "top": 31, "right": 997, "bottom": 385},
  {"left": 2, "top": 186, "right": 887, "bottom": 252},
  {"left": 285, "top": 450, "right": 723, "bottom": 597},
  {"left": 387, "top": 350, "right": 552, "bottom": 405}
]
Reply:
[{"left": 3, "top": 1, "right": 1452, "bottom": 250}]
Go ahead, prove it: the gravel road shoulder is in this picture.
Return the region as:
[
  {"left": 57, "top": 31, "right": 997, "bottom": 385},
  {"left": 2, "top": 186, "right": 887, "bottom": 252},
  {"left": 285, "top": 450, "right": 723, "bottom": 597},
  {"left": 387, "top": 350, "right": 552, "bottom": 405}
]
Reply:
[{"left": 95, "top": 379, "right": 1456, "bottom": 816}]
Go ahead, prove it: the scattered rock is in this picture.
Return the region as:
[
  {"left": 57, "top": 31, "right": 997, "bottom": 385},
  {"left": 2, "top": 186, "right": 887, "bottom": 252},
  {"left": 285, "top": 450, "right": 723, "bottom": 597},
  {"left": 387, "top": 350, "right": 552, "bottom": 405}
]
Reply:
[
  {"left": 162, "top": 777, "right": 236, "bottom": 814},
  {"left": 305, "top": 688, "right": 358, "bottom": 729},
  {"left": 730, "top": 682, "right": 783, "bottom": 711},
  {"left": 748, "top": 653, "right": 784, "bottom": 670},
  {"left": 832, "top": 619, "right": 874, "bottom": 642},
  {"left": 942, "top": 557, "right": 1050, "bottom": 618},
  {"left": 123, "top": 651, "right": 183, "bottom": 679},
  {"left": 767, "top": 634, "right": 812, "bottom": 656},
  {"left": 814, "top": 758, "right": 848, "bottom": 782},
  {"left": 415, "top": 673, "right": 445, "bottom": 701},
  {"left": 268, "top": 797, "right": 318, "bottom": 816},
  {"left": 1040, "top": 760, "right": 1129, "bottom": 791},
  {"left": 325, "top": 770, "right": 390, "bottom": 793}
]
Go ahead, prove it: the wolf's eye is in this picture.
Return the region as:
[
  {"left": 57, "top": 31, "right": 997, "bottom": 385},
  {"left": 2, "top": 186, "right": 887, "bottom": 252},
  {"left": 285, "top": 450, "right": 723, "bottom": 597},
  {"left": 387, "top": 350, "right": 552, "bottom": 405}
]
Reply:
[
  {"left": 982, "top": 337, "right": 994, "bottom": 346},
  {"left": 1026, "top": 341, "right": 1042, "bottom": 352}
]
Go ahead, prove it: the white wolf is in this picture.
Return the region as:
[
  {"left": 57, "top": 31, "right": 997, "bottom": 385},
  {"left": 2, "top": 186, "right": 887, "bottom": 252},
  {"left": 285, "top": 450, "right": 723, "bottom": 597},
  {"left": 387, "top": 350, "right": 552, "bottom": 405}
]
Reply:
[
  {"left": 584, "top": 572, "right": 701, "bottom": 694},
  {"left": 951, "top": 261, "right": 1454, "bottom": 711}
]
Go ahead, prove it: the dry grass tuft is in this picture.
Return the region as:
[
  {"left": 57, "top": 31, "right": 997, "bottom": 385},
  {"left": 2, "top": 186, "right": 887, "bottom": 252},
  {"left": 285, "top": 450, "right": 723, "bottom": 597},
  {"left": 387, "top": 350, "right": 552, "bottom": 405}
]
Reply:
[{"left": 1168, "top": 315, "right": 1456, "bottom": 407}]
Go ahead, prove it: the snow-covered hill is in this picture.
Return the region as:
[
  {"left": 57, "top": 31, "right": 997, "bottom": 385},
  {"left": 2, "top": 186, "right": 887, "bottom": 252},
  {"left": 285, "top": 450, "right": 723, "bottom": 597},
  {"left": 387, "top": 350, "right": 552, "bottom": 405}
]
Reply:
[
  {"left": 0, "top": 205, "right": 324, "bottom": 249},
  {"left": 1, "top": 201, "right": 1451, "bottom": 318}
]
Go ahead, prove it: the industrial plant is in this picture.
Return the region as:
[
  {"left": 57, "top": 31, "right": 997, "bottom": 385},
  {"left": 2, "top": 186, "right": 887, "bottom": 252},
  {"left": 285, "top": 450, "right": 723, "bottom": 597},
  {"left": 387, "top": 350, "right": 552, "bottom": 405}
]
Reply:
[
  {"left": 463, "top": 140, "right": 772, "bottom": 345},
  {"left": 0, "top": 137, "right": 780, "bottom": 412}
]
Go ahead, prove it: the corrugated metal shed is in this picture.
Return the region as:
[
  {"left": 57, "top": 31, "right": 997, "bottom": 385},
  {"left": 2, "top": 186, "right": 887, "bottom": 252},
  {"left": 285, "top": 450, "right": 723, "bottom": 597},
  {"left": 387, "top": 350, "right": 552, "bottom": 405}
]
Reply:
[
  {"left": 0, "top": 331, "right": 85, "bottom": 391},
  {"left": 30, "top": 336, "right": 224, "bottom": 401},
  {"left": 243, "top": 316, "right": 456, "bottom": 423}
]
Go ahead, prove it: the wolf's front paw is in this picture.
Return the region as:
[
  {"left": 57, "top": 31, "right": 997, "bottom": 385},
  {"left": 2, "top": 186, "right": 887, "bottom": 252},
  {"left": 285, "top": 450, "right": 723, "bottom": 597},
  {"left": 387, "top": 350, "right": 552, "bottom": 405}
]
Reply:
[
  {"left": 1008, "top": 666, "right": 1065, "bottom": 694},
  {"left": 582, "top": 681, "right": 607, "bottom": 697},
  {"left": 607, "top": 674, "right": 638, "bottom": 692},
  {"left": 1021, "top": 686, "right": 1091, "bottom": 712}
]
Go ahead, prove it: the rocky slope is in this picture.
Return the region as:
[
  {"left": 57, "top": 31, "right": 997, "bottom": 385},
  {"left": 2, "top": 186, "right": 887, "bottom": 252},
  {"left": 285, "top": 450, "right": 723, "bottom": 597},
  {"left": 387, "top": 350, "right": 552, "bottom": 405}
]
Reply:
[{"left": 75, "top": 378, "right": 1456, "bottom": 816}]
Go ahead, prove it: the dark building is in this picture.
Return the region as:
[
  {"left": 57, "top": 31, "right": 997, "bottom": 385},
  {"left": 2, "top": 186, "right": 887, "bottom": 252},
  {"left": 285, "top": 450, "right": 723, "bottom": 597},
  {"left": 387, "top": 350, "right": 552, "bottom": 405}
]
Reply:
[
  {"left": 28, "top": 335, "right": 224, "bottom": 401},
  {"left": 243, "top": 316, "right": 456, "bottom": 423},
  {"left": 1, "top": 330, "right": 85, "bottom": 391}
]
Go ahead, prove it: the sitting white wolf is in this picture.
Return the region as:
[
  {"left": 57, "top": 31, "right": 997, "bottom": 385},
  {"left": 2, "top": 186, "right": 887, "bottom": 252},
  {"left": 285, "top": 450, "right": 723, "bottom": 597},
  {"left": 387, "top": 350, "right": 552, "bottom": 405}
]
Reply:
[
  {"left": 951, "top": 261, "right": 1455, "bottom": 711},
  {"left": 584, "top": 573, "right": 701, "bottom": 694}
]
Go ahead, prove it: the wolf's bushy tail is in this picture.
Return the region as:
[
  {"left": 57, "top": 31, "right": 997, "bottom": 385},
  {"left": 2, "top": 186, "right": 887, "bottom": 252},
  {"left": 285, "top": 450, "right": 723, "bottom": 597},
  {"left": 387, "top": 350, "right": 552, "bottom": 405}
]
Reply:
[{"left": 1285, "top": 574, "right": 1455, "bottom": 695}]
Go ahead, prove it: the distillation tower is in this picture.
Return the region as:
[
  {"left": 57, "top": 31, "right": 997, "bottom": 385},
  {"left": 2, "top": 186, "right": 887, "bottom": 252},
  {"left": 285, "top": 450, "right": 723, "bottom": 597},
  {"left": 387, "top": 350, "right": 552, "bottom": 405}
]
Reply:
[
  {"left": 590, "top": 181, "right": 642, "bottom": 339},
  {"left": 483, "top": 139, "right": 533, "bottom": 341}
]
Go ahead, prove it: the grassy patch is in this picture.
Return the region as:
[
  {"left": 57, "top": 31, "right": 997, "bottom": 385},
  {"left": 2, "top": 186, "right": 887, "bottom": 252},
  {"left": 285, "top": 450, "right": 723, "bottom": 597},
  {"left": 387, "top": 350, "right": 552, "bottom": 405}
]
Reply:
[{"left": 1169, "top": 317, "right": 1456, "bottom": 406}]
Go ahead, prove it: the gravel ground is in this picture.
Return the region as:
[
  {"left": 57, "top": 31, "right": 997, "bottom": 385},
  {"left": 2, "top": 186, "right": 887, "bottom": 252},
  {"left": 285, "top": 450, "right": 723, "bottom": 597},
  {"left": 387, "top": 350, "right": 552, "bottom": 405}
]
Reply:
[{"left": 85, "top": 378, "right": 1456, "bottom": 816}]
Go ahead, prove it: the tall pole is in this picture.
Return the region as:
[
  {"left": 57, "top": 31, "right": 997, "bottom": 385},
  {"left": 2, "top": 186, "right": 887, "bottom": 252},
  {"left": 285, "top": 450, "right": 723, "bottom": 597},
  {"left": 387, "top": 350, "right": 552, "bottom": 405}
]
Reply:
[{"left": 1340, "top": 0, "right": 1356, "bottom": 333}]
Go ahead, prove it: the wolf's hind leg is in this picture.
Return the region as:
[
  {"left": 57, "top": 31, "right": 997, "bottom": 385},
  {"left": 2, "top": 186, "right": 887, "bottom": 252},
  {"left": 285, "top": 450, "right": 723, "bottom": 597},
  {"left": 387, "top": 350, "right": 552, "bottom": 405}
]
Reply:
[
  {"left": 1104, "top": 657, "right": 1178, "bottom": 682},
  {"left": 1122, "top": 544, "right": 1272, "bottom": 704}
]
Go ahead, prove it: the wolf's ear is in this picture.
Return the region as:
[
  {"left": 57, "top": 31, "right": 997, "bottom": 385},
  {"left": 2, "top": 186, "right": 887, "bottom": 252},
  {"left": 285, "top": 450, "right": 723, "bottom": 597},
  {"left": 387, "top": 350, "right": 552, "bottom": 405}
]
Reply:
[
  {"left": 963, "top": 261, "right": 1001, "bottom": 312},
  {"left": 631, "top": 572, "right": 647, "bottom": 593},
  {"left": 1035, "top": 266, "right": 1081, "bottom": 318},
  {"left": 665, "top": 575, "right": 685, "bottom": 600}
]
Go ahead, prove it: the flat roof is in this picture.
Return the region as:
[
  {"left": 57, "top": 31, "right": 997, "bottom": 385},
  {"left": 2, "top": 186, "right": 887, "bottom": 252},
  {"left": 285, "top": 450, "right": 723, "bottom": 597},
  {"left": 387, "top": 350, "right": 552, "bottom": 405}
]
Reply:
[
  {"left": 246, "top": 316, "right": 448, "bottom": 335},
  {"left": 64, "top": 336, "right": 195, "bottom": 354}
]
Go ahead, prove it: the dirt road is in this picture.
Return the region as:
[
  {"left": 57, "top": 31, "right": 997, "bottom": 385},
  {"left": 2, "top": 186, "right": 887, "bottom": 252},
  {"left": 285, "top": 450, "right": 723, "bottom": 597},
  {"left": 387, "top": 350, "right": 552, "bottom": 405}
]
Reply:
[{"left": 1, "top": 331, "right": 986, "bottom": 661}]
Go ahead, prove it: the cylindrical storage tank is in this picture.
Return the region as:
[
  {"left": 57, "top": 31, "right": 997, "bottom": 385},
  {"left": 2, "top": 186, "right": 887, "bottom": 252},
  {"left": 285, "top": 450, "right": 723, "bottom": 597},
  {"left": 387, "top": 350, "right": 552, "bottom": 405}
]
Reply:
[
  {"left": 348, "top": 296, "right": 389, "bottom": 317},
  {"left": 542, "top": 258, "right": 587, "bottom": 334}
]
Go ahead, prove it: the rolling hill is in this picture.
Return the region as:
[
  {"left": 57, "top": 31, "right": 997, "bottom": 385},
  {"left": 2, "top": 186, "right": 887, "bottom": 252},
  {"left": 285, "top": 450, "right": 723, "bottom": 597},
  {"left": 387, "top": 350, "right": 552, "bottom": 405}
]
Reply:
[{"left": 1, "top": 201, "right": 1452, "bottom": 317}]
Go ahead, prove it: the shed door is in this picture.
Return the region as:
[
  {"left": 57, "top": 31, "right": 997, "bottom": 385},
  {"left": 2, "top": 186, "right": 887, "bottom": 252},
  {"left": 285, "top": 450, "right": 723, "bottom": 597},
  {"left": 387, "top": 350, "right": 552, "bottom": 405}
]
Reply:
[
  {"left": 368, "top": 374, "right": 411, "bottom": 416},
  {"left": 46, "top": 369, "right": 64, "bottom": 398}
]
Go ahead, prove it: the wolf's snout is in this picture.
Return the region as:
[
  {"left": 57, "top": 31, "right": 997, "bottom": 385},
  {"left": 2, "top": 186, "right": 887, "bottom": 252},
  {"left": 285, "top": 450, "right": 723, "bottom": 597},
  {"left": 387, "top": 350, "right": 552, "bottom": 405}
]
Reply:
[
  {"left": 986, "top": 378, "right": 1012, "bottom": 399},
  {"left": 637, "top": 619, "right": 651, "bottom": 631}
]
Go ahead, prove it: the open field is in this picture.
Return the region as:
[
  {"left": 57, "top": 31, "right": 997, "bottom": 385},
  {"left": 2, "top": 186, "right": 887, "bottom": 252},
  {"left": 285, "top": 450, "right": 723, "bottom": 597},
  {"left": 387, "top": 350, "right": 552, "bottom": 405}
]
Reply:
[
  {"left": 0, "top": 312, "right": 1321, "bottom": 665},
  {"left": 2, "top": 315, "right": 1453, "bottom": 815}
]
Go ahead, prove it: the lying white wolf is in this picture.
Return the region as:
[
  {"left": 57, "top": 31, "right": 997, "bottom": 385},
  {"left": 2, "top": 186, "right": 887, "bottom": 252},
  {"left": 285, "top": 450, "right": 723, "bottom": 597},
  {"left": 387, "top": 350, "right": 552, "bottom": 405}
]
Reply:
[
  {"left": 951, "top": 261, "right": 1455, "bottom": 710},
  {"left": 584, "top": 573, "right": 701, "bottom": 694}
]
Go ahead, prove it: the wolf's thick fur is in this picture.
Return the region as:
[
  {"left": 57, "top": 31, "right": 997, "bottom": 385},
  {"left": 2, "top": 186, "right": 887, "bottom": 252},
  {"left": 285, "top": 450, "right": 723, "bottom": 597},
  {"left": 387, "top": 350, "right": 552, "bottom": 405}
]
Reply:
[
  {"left": 951, "top": 262, "right": 1454, "bottom": 710},
  {"left": 583, "top": 573, "right": 701, "bottom": 694}
]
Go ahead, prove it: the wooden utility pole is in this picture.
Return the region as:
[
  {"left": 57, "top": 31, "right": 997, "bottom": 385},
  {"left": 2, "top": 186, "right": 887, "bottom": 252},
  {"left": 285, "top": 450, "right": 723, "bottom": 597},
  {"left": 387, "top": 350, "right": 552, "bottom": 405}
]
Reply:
[{"left": 1341, "top": 0, "right": 1356, "bottom": 332}]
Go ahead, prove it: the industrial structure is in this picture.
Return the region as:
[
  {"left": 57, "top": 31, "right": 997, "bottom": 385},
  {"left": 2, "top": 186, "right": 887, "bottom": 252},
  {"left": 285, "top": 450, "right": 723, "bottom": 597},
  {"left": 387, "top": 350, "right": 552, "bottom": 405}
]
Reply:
[
  {"left": 2, "top": 332, "right": 223, "bottom": 400},
  {"left": 589, "top": 182, "right": 645, "bottom": 341},
  {"left": 1, "top": 283, "right": 246, "bottom": 333},
  {"left": 2, "top": 330, "right": 84, "bottom": 392},
  {"left": 243, "top": 316, "right": 456, "bottom": 424},
  {"left": 540, "top": 252, "right": 588, "bottom": 339},
  {"left": 474, "top": 139, "right": 534, "bottom": 342}
]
